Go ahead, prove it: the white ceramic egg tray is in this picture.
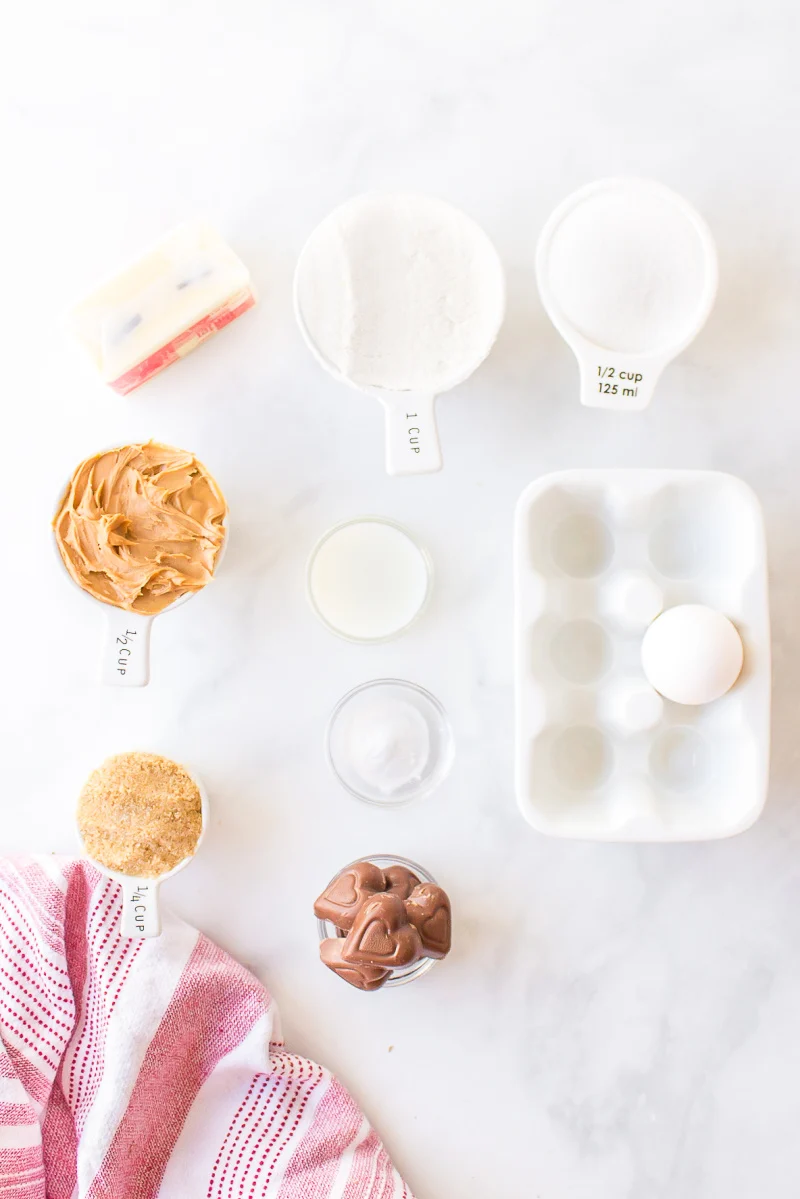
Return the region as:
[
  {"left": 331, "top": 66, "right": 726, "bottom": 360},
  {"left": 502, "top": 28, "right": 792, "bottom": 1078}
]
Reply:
[{"left": 514, "top": 470, "right": 770, "bottom": 841}]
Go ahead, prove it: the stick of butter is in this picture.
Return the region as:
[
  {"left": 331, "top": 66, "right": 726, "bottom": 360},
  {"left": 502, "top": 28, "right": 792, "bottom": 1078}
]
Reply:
[{"left": 66, "top": 223, "right": 256, "bottom": 395}]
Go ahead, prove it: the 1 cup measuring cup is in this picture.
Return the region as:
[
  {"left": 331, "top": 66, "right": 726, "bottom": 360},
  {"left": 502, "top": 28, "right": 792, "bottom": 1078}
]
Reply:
[
  {"left": 76, "top": 761, "right": 209, "bottom": 938},
  {"left": 294, "top": 192, "right": 506, "bottom": 476},
  {"left": 53, "top": 443, "right": 228, "bottom": 687},
  {"left": 536, "top": 178, "right": 718, "bottom": 410}
]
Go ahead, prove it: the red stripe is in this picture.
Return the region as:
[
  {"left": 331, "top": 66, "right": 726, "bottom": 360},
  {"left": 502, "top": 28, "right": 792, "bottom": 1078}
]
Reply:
[
  {"left": 9, "top": 860, "right": 70, "bottom": 942},
  {"left": 0, "top": 963, "right": 72, "bottom": 1033},
  {"left": 0, "top": 1144, "right": 46, "bottom": 1199},
  {"left": 75, "top": 933, "right": 142, "bottom": 1134},
  {"left": 0, "top": 868, "right": 68, "bottom": 974},
  {"left": 0, "top": 895, "right": 71, "bottom": 1004},
  {"left": 41, "top": 1078, "right": 77, "bottom": 1199},
  {"left": 106, "top": 936, "right": 142, "bottom": 1017},
  {"left": 371, "top": 1147, "right": 393, "bottom": 1199},
  {"left": 230, "top": 1079, "right": 287, "bottom": 1197},
  {"left": 0, "top": 1004, "right": 59, "bottom": 1072},
  {"left": 109, "top": 288, "right": 256, "bottom": 395},
  {"left": 341, "top": 1129, "right": 380, "bottom": 1199},
  {"left": 241, "top": 1074, "right": 320, "bottom": 1196},
  {"left": 270, "top": 1048, "right": 320, "bottom": 1084},
  {"left": 276, "top": 1079, "right": 363, "bottom": 1199},
  {"left": 2, "top": 1047, "right": 49, "bottom": 1110},
  {"left": 65, "top": 877, "right": 109, "bottom": 1106},
  {"left": 40, "top": 864, "right": 87, "bottom": 1195},
  {"left": 0, "top": 865, "right": 64, "bottom": 959},
  {"left": 0, "top": 1177, "right": 45, "bottom": 1198},
  {"left": 0, "top": 981, "right": 69, "bottom": 1057},
  {"left": 0, "top": 1181, "right": 45, "bottom": 1198},
  {"left": 0, "top": 940, "right": 71, "bottom": 1020},
  {"left": 0, "top": 860, "right": 413, "bottom": 1199},
  {"left": 225, "top": 1076, "right": 296, "bottom": 1196},
  {"left": 205, "top": 1074, "right": 268, "bottom": 1198},
  {"left": 87, "top": 936, "right": 267, "bottom": 1199},
  {"left": 0, "top": 1103, "right": 36, "bottom": 1125},
  {"left": 70, "top": 885, "right": 127, "bottom": 1127},
  {"left": 0, "top": 1148, "right": 43, "bottom": 1172},
  {"left": 0, "top": 979, "right": 71, "bottom": 1047},
  {"left": 211, "top": 1075, "right": 280, "bottom": 1198}
]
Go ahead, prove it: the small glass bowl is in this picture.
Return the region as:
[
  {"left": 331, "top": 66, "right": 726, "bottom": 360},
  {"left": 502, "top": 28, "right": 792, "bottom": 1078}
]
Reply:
[
  {"left": 326, "top": 679, "right": 454, "bottom": 806},
  {"left": 316, "top": 854, "right": 438, "bottom": 988},
  {"left": 306, "top": 516, "right": 433, "bottom": 644}
]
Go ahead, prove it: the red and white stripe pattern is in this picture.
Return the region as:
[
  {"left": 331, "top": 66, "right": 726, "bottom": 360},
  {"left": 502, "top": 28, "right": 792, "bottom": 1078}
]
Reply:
[
  {"left": 0, "top": 859, "right": 413, "bottom": 1199},
  {"left": 108, "top": 288, "right": 257, "bottom": 395}
]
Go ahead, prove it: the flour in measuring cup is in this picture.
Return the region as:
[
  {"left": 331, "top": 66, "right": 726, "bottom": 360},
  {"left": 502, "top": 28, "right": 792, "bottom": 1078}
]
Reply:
[
  {"left": 545, "top": 190, "right": 709, "bottom": 354},
  {"left": 296, "top": 193, "right": 505, "bottom": 392}
]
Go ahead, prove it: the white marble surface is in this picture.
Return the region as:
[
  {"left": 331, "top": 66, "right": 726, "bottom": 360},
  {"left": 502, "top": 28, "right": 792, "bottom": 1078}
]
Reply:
[{"left": 2, "top": 2, "right": 799, "bottom": 1195}]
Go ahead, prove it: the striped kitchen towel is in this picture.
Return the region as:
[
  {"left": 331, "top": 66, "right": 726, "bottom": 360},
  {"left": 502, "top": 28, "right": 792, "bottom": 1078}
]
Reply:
[{"left": 0, "top": 857, "right": 413, "bottom": 1198}]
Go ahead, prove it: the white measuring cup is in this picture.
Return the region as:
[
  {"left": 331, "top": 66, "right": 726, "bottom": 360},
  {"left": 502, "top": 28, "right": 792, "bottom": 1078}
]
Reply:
[
  {"left": 53, "top": 453, "right": 228, "bottom": 687},
  {"left": 77, "top": 762, "right": 209, "bottom": 938},
  {"left": 294, "top": 193, "right": 506, "bottom": 475},
  {"left": 536, "top": 178, "right": 718, "bottom": 411}
]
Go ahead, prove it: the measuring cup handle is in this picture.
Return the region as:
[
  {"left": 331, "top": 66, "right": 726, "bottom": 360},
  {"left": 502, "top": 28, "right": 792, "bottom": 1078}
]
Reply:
[
  {"left": 101, "top": 610, "right": 153, "bottom": 687},
  {"left": 119, "top": 877, "right": 161, "bottom": 938},
  {"left": 580, "top": 358, "right": 664, "bottom": 411},
  {"left": 382, "top": 394, "right": 443, "bottom": 475}
]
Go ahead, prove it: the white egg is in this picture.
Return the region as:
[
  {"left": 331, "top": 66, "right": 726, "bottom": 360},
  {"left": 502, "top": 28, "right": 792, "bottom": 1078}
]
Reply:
[{"left": 641, "top": 604, "right": 744, "bottom": 705}]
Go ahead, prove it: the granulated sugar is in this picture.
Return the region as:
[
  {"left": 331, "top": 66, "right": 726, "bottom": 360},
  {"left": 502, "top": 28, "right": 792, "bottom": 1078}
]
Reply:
[
  {"left": 77, "top": 752, "right": 203, "bottom": 878},
  {"left": 545, "top": 189, "right": 709, "bottom": 354}
]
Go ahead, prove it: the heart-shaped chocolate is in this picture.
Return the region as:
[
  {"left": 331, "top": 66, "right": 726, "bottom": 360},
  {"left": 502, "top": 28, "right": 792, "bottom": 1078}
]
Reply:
[
  {"left": 320, "top": 938, "right": 389, "bottom": 992},
  {"left": 405, "top": 884, "right": 451, "bottom": 959},
  {"left": 314, "top": 861, "right": 386, "bottom": 931},
  {"left": 342, "top": 893, "right": 422, "bottom": 969},
  {"left": 383, "top": 864, "right": 421, "bottom": 901}
]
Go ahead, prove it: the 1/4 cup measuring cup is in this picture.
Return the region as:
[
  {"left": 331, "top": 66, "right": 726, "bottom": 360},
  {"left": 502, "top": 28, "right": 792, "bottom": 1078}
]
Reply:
[
  {"left": 536, "top": 178, "right": 718, "bottom": 410},
  {"left": 53, "top": 444, "right": 228, "bottom": 686},
  {"left": 77, "top": 761, "right": 209, "bottom": 938},
  {"left": 294, "top": 193, "right": 506, "bottom": 475}
]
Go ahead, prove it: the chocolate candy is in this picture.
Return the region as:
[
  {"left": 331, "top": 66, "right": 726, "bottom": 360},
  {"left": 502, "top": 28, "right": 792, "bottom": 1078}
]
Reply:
[
  {"left": 405, "top": 883, "right": 451, "bottom": 959},
  {"left": 320, "top": 938, "right": 389, "bottom": 992},
  {"left": 314, "top": 861, "right": 386, "bottom": 931},
  {"left": 342, "top": 893, "right": 422, "bottom": 970},
  {"left": 383, "top": 864, "right": 420, "bottom": 901},
  {"left": 316, "top": 859, "right": 451, "bottom": 989}
]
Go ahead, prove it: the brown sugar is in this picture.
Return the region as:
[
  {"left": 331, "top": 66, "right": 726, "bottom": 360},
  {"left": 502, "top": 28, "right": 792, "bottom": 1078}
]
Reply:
[{"left": 77, "top": 752, "right": 203, "bottom": 878}]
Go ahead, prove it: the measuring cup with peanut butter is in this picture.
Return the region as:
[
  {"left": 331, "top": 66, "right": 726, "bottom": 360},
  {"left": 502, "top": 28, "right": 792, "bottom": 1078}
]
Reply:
[{"left": 53, "top": 442, "right": 228, "bottom": 686}]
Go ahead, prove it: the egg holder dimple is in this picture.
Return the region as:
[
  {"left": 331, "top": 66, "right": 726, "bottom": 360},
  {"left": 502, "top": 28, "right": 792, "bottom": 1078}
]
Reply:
[{"left": 514, "top": 469, "right": 770, "bottom": 842}]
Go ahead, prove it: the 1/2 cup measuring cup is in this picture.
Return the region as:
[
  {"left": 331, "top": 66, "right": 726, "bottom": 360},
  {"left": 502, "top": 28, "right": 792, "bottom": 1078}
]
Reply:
[
  {"left": 78, "top": 551, "right": 227, "bottom": 687},
  {"left": 53, "top": 444, "right": 228, "bottom": 686},
  {"left": 77, "top": 762, "right": 209, "bottom": 938},
  {"left": 294, "top": 193, "right": 506, "bottom": 476},
  {"left": 536, "top": 178, "right": 718, "bottom": 410}
]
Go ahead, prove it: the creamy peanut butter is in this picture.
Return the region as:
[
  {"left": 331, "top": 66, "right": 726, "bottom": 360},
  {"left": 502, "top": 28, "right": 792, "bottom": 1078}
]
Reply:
[{"left": 54, "top": 442, "right": 227, "bottom": 615}]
